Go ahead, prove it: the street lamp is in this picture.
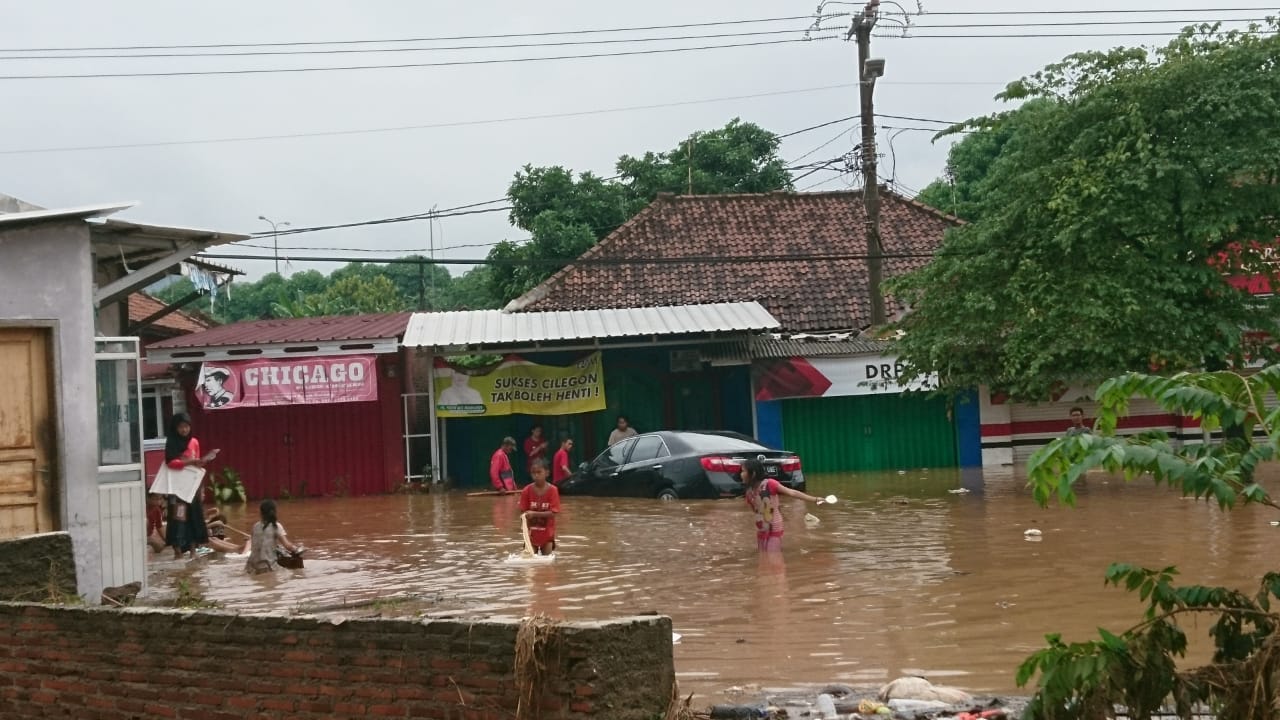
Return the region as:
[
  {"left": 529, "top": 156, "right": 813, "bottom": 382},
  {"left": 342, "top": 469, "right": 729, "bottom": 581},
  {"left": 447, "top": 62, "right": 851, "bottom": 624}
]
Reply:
[{"left": 258, "top": 215, "right": 290, "bottom": 275}]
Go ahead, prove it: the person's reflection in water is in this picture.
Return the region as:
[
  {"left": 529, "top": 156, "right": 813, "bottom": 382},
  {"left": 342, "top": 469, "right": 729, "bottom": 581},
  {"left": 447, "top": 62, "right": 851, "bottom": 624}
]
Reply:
[
  {"left": 527, "top": 564, "right": 563, "bottom": 618},
  {"left": 744, "top": 551, "right": 790, "bottom": 668},
  {"left": 492, "top": 495, "right": 519, "bottom": 536}
]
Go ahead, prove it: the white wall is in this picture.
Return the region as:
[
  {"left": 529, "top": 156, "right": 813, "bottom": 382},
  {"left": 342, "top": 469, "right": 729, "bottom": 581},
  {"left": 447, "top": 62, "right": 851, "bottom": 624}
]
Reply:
[{"left": 0, "top": 220, "right": 102, "bottom": 599}]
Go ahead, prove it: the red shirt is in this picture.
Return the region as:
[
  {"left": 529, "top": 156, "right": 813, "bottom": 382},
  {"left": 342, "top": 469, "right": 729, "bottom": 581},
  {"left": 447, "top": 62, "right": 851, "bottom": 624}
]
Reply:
[
  {"left": 166, "top": 437, "right": 200, "bottom": 469},
  {"left": 524, "top": 436, "right": 548, "bottom": 471},
  {"left": 519, "top": 483, "right": 561, "bottom": 536},
  {"left": 552, "top": 448, "right": 572, "bottom": 485},
  {"left": 490, "top": 449, "right": 514, "bottom": 489}
]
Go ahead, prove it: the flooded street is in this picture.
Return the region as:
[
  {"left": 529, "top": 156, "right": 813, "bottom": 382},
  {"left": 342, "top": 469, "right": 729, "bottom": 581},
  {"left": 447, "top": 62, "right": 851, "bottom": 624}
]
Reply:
[{"left": 155, "top": 468, "right": 1280, "bottom": 700}]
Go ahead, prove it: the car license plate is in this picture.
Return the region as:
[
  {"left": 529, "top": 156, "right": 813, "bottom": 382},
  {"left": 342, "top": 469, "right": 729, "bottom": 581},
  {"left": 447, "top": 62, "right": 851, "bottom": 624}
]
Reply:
[{"left": 766, "top": 466, "right": 779, "bottom": 476}]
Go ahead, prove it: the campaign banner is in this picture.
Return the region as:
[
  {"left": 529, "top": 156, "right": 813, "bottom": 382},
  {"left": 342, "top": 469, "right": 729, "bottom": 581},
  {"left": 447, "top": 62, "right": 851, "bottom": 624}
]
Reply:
[
  {"left": 195, "top": 355, "right": 378, "bottom": 410},
  {"left": 753, "top": 355, "right": 937, "bottom": 401},
  {"left": 434, "top": 353, "right": 606, "bottom": 418}
]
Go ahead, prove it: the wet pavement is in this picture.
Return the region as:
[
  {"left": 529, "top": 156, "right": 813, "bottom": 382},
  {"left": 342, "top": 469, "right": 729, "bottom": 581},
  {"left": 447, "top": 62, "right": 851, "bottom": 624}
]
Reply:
[{"left": 148, "top": 467, "right": 1280, "bottom": 701}]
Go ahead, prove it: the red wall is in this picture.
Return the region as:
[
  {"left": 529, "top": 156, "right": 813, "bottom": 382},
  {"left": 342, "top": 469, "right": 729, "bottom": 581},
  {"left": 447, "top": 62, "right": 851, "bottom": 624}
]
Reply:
[{"left": 184, "top": 355, "right": 405, "bottom": 499}]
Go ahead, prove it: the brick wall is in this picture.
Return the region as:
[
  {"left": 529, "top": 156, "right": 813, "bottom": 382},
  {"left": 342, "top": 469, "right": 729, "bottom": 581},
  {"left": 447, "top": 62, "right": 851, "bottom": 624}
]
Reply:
[
  {"left": 0, "top": 603, "right": 674, "bottom": 720},
  {"left": 0, "top": 533, "right": 76, "bottom": 603}
]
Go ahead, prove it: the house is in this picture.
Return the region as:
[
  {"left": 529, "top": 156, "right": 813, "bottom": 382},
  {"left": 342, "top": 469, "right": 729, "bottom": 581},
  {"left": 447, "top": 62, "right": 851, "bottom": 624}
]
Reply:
[
  {"left": 0, "top": 193, "right": 246, "bottom": 599},
  {"left": 501, "top": 190, "right": 981, "bottom": 472}
]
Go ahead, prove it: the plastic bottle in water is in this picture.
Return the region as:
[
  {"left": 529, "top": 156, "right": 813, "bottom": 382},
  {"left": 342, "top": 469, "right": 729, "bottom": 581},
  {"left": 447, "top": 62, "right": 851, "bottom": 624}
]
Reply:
[{"left": 816, "top": 693, "right": 838, "bottom": 718}]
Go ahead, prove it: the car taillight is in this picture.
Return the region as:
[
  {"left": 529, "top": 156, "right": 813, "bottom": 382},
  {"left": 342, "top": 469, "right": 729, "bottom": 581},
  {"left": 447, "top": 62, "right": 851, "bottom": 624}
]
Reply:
[
  {"left": 781, "top": 457, "right": 802, "bottom": 473},
  {"left": 701, "top": 456, "right": 743, "bottom": 473}
]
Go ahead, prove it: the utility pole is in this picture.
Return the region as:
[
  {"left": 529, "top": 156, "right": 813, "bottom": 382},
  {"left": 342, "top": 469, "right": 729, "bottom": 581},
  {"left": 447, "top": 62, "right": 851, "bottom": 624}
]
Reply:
[{"left": 850, "top": 0, "right": 887, "bottom": 327}]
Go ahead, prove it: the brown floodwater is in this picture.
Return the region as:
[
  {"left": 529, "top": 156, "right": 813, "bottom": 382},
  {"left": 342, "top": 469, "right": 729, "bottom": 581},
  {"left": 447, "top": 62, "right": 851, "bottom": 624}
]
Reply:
[{"left": 151, "top": 468, "right": 1280, "bottom": 700}]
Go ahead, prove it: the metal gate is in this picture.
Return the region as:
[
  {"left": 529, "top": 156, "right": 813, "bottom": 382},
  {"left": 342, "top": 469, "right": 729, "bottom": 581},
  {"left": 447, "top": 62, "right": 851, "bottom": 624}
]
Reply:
[
  {"left": 782, "top": 393, "right": 958, "bottom": 473},
  {"left": 94, "top": 337, "right": 146, "bottom": 591}
]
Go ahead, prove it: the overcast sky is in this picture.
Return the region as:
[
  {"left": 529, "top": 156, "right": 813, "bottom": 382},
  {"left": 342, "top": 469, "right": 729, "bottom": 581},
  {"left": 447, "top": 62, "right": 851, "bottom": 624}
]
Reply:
[{"left": 0, "top": 1, "right": 1267, "bottom": 280}]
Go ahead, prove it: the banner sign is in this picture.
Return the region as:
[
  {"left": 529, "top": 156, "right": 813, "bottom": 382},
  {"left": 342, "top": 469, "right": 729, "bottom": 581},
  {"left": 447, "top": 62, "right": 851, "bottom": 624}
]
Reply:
[
  {"left": 195, "top": 355, "right": 378, "bottom": 410},
  {"left": 434, "top": 353, "right": 606, "bottom": 418},
  {"left": 753, "top": 355, "right": 937, "bottom": 401}
]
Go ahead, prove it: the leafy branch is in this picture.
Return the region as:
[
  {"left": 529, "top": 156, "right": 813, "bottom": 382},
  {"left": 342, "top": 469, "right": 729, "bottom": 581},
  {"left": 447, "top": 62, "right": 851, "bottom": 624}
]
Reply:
[{"left": 1020, "top": 367, "right": 1280, "bottom": 719}]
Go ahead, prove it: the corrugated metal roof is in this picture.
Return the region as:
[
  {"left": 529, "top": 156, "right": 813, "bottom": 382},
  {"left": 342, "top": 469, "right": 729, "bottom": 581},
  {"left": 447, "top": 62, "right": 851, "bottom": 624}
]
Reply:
[
  {"left": 403, "top": 302, "right": 779, "bottom": 348},
  {"left": 755, "top": 337, "right": 891, "bottom": 358},
  {"left": 0, "top": 202, "right": 134, "bottom": 228},
  {"left": 701, "top": 337, "right": 893, "bottom": 364},
  {"left": 148, "top": 312, "right": 411, "bottom": 350},
  {"left": 91, "top": 217, "right": 250, "bottom": 244}
]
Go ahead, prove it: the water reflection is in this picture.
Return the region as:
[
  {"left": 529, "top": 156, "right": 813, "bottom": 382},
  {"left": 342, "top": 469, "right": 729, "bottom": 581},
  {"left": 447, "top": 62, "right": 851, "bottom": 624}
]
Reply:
[{"left": 154, "top": 467, "right": 1280, "bottom": 698}]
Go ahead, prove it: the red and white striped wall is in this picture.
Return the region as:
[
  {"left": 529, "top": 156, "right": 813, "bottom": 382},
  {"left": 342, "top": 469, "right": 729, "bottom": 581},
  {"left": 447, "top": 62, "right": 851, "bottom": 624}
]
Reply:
[{"left": 978, "top": 385, "right": 1206, "bottom": 467}]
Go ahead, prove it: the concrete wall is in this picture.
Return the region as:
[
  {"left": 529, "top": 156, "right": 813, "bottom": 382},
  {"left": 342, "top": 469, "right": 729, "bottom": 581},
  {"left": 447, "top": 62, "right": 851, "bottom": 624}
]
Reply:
[
  {"left": 0, "top": 533, "right": 76, "bottom": 603},
  {"left": 0, "top": 604, "right": 676, "bottom": 720},
  {"left": 0, "top": 221, "right": 101, "bottom": 600}
]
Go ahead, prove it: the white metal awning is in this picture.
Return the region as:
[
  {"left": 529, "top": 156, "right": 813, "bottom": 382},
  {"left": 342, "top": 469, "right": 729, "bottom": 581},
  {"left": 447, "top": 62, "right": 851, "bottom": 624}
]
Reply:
[{"left": 403, "top": 302, "right": 779, "bottom": 350}]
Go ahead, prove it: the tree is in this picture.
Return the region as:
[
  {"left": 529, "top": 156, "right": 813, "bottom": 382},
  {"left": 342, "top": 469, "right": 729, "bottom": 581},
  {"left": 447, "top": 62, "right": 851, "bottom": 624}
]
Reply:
[
  {"left": 1020, "top": 367, "right": 1280, "bottom": 718},
  {"left": 890, "top": 24, "right": 1280, "bottom": 401},
  {"left": 487, "top": 118, "right": 794, "bottom": 305},
  {"left": 914, "top": 100, "right": 1049, "bottom": 222},
  {"left": 147, "top": 258, "right": 502, "bottom": 323}
]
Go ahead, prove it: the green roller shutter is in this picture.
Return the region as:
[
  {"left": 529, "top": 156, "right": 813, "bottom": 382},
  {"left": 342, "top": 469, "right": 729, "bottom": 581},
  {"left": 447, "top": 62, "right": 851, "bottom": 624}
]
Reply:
[{"left": 781, "top": 393, "right": 957, "bottom": 473}]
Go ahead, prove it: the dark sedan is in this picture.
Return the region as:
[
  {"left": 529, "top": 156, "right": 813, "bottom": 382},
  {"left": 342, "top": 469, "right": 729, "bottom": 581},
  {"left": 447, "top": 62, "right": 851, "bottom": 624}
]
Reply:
[{"left": 558, "top": 430, "right": 805, "bottom": 500}]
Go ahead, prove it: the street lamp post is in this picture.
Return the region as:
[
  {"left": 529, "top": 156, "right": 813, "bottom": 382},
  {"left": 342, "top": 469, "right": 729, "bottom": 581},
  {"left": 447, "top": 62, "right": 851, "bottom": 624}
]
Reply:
[{"left": 258, "top": 215, "right": 290, "bottom": 275}]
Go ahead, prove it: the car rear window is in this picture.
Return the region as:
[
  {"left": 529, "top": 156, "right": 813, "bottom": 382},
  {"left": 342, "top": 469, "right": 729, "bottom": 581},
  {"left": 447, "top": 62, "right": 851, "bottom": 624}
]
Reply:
[{"left": 678, "top": 433, "right": 768, "bottom": 453}]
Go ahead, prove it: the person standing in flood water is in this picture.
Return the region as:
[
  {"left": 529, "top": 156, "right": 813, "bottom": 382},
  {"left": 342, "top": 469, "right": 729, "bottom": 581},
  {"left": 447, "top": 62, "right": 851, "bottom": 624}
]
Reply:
[
  {"left": 740, "top": 458, "right": 823, "bottom": 552},
  {"left": 519, "top": 460, "right": 560, "bottom": 555},
  {"left": 1066, "top": 407, "right": 1092, "bottom": 437},
  {"left": 523, "top": 425, "right": 548, "bottom": 482},
  {"left": 163, "top": 413, "right": 212, "bottom": 560},
  {"left": 490, "top": 437, "right": 517, "bottom": 492}
]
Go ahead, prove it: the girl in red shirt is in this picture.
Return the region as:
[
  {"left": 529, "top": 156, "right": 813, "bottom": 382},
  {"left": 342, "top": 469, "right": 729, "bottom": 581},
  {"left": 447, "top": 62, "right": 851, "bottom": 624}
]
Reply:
[
  {"left": 740, "top": 458, "right": 822, "bottom": 552},
  {"left": 519, "top": 460, "right": 561, "bottom": 555}
]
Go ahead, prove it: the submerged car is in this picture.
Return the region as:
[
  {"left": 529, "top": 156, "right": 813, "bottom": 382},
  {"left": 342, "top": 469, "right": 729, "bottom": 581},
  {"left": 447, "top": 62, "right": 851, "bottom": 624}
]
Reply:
[{"left": 558, "top": 430, "right": 805, "bottom": 500}]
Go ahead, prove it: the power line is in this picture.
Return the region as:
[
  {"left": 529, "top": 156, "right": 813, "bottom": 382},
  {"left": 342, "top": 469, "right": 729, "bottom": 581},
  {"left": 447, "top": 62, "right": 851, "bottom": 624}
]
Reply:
[
  {"left": 884, "top": 7, "right": 1278, "bottom": 16},
  {"left": 0, "top": 14, "right": 840, "bottom": 52},
  {"left": 0, "top": 83, "right": 861, "bottom": 155},
  {"left": 905, "top": 17, "right": 1270, "bottom": 29},
  {"left": 777, "top": 115, "right": 857, "bottom": 139},
  {"left": 262, "top": 155, "right": 848, "bottom": 240},
  {"left": 881, "top": 29, "right": 1273, "bottom": 39},
  {"left": 0, "top": 27, "right": 842, "bottom": 61},
  {"left": 0, "top": 36, "right": 840, "bottom": 81},
  {"left": 201, "top": 250, "right": 958, "bottom": 267},
  {"left": 7, "top": 18, "right": 1255, "bottom": 62}
]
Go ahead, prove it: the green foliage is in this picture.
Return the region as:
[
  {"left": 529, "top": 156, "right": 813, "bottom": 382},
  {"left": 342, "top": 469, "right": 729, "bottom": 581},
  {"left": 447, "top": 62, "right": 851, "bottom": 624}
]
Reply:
[
  {"left": 150, "top": 260, "right": 501, "bottom": 324},
  {"left": 1020, "top": 366, "right": 1280, "bottom": 718},
  {"left": 914, "top": 100, "right": 1050, "bottom": 222},
  {"left": 487, "top": 118, "right": 793, "bottom": 304},
  {"left": 212, "top": 466, "right": 247, "bottom": 504},
  {"left": 891, "top": 23, "right": 1280, "bottom": 401}
]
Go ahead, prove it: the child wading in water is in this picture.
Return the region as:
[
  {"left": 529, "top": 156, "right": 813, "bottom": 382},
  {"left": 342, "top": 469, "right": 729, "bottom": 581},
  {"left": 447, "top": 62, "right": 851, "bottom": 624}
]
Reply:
[
  {"left": 519, "top": 459, "right": 561, "bottom": 555},
  {"left": 245, "top": 499, "right": 302, "bottom": 574},
  {"left": 740, "top": 458, "right": 822, "bottom": 552}
]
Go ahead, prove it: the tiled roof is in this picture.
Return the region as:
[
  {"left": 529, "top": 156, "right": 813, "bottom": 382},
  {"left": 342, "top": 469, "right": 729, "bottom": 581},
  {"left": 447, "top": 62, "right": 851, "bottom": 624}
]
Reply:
[
  {"left": 509, "top": 190, "right": 960, "bottom": 333},
  {"left": 147, "top": 312, "right": 411, "bottom": 350},
  {"left": 128, "top": 293, "right": 211, "bottom": 337}
]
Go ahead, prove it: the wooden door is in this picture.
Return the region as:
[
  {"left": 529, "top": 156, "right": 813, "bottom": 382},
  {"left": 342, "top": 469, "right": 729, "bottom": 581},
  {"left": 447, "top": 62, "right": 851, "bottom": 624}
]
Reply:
[{"left": 0, "top": 328, "right": 56, "bottom": 537}]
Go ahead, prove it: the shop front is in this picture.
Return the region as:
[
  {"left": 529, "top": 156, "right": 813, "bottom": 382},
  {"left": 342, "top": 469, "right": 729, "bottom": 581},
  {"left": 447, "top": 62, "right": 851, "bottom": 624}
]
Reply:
[
  {"left": 145, "top": 313, "right": 411, "bottom": 499},
  {"left": 401, "top": 303, "right": 777, "bottom": 490},
  {"left": 747, "top": 342, "right": 981, "bottom": 473}
]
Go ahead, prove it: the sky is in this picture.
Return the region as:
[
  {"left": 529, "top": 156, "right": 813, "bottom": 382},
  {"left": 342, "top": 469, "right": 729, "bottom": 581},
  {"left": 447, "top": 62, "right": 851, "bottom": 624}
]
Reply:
[{"left": 0, "top": 1, "right": 1270, "bottom": 280}]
